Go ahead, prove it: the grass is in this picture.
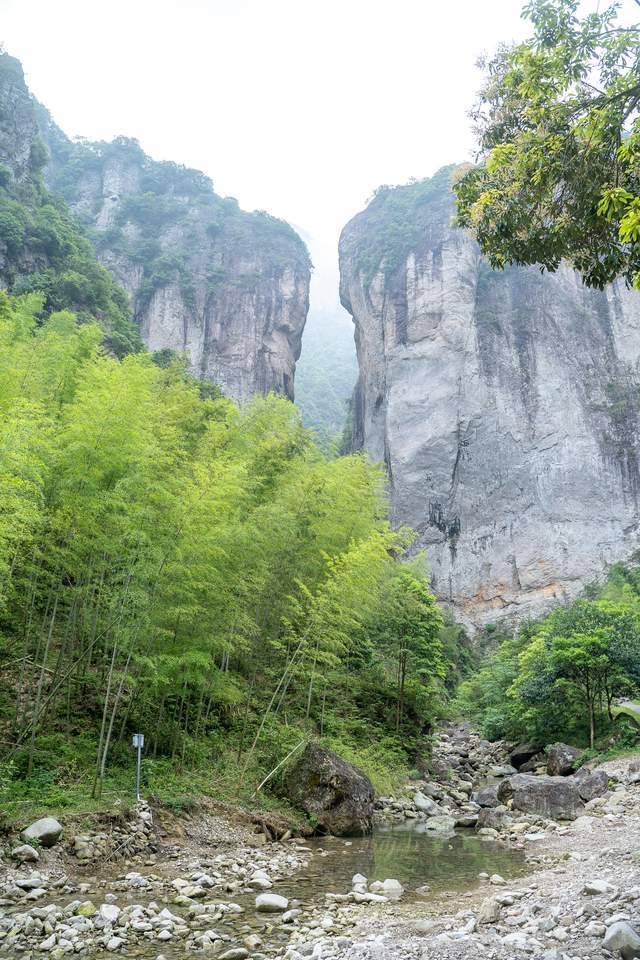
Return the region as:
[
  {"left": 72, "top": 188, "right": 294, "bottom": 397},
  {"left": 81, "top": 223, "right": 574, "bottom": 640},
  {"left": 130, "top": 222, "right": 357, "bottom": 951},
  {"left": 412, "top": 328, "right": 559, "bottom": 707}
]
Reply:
[{"left": 0, "top": 723, "right": 411, "bottom": 833}]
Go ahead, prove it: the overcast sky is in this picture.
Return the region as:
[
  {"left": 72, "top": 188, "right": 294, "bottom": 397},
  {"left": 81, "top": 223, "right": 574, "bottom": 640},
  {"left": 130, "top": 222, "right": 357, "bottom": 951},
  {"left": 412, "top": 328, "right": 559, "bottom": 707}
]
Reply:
[{"left": 1, "top": 0, "right": 533, "bottom": 313}]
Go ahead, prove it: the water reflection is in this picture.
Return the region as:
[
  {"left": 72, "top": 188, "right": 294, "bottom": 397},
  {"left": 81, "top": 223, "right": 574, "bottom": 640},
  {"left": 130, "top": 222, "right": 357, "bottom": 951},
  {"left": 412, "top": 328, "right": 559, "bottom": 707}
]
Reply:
[{"left": 275, "top": 823, "right": 525, "bottom": 903}]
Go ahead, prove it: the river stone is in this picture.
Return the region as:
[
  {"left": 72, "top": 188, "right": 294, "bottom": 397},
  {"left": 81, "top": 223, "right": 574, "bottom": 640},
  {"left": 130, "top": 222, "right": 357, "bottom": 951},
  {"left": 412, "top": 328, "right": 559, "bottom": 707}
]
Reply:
[
  {"left": 478, "top": 896, "right": 501, "bottom": 924},
  {"left": 414, "top": 791, "right": 441, "bottom": 816},
  {"left": 477, "top": 806, "right": 510, "bottom": 831},
  {"left": 603, "top": 920, "right": 640, "bottom": 959},
  {"left": 21, "top": 816, "right": 63, "bottom": 847},
  {"left": 99, "top": 903, "right": 121, "bottom": 923},
  {"left": 218, "top": 951, "right": 249, "bottom": 960},
  {"left": 584, "top": 878, "right": 615, "bottom": 895},
  {"left": 423, "top": 814, "right": 456, "bottom": 834},
  {"left": 498, "top": 773, "right": 584, "bottom": 820},
  {"left": 285, "top": 743, "right": 374, "bottom": 836},
  {"left": 546, "top": 743, "right": 583, "bottom": 777},
  {"left": 489, "top": 764, "right": 517, "bottom": 778},
  {"left": 76, "top": 901, "right": 97, "bottom": 916},
  {"left": 11, "top": 844, "right": 39, "bottom": 862},
  {"left": 575, "top": 768, "right": 609, "bottom": 801},
  {"left": 256, "top": 893, "right": 289, "bottom": 912},
  {"left": 382, "top": 878, "right": 403, "bottom": 897},
  {"left": 474, "top": 784, "right": 500, "bottom": 808}
]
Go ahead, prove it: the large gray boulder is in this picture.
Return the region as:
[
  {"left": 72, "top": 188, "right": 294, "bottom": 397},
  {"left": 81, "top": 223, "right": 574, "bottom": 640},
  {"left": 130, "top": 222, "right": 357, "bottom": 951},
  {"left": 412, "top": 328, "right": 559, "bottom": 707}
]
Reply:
[
  {"left": 498, "top": 774, "right": 584, "bottom": 820},
  {"left": 546, "top": 743, "right": 583, "bottom": 776},
  {"left": 575, "top": 768, "right": 609, "bottom": 802},
  {"left": 285, "top": 744, "right": 374, "bottom": 836},
  {"left": 474, "top": 784, "right": 500, "bottom": 808},
  {"left": 21, "top": 817, "right": 63, "bottom": 848},
  {"left": 476, "top": 807, "right": 511, "bottom": 831},
  {"left": 603, "top": 920, "right": 640, "bottom": 959}
]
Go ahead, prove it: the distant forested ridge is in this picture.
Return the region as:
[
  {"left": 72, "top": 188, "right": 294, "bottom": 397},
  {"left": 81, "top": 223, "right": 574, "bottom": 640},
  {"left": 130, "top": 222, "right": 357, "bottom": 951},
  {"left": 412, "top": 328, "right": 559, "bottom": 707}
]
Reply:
[{"left": 294, "top": 308, "right": 358, "bottom": 452}]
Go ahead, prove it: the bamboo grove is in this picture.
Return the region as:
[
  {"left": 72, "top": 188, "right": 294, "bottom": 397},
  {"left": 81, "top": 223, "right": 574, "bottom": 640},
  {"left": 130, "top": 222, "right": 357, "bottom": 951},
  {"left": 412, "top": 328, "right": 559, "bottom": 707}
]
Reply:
[{"left": 0, "top": 292, "right": 458, "bottom": 805}]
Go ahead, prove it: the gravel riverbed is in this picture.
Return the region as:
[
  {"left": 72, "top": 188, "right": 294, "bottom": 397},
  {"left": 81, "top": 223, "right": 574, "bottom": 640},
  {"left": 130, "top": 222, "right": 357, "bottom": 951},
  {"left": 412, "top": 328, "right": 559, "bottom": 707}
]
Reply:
[{"left": 3, "top": 732, "right": 640, "bottom": 960}]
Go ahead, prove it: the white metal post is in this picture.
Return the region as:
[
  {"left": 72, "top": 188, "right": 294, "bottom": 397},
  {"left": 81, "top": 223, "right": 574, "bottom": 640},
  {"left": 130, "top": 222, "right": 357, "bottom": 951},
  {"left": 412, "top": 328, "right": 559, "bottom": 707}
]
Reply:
[{"left": 132, "top": 733, "right": 144, "bottom": 801}]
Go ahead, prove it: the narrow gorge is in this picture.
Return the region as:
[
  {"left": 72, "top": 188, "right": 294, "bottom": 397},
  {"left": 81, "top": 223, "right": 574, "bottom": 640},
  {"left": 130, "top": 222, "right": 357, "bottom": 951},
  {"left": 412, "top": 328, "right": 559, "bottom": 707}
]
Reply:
[{"left": 339, "top": 166, "right": 640, "bottom": 631}]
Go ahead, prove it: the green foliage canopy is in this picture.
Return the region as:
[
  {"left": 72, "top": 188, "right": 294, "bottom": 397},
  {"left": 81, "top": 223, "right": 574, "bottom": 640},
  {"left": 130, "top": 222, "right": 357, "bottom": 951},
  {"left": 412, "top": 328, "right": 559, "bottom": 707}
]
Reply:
[{"left": 454, "top": 0, "right": 640, "bottom": 289}]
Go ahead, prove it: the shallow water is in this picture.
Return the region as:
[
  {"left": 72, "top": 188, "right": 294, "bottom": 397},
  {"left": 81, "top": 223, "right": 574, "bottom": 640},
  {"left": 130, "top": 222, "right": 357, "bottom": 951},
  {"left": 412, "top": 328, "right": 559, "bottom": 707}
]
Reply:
[
  {"left": 3, "top": 824, "right": 525, "bottom": 957},
  {"left": 288, "top": 822, "right": 524, "bottom": 900}
]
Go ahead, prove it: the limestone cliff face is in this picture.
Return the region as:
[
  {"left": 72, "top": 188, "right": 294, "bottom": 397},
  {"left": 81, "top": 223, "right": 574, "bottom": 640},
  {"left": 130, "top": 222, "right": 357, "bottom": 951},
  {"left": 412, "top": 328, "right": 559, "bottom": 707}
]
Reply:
[
  {"left": 339, "top": 166, "right": 640, "bottom": 631},
  {"left": 39, "top": 129, "right": 310, "bottom": 400},
  {"left": 0, "top": 53, "right": 310, "bottom": 397},
  {"left": 0, "top": 56, "right": 39, "bottom": 184}
]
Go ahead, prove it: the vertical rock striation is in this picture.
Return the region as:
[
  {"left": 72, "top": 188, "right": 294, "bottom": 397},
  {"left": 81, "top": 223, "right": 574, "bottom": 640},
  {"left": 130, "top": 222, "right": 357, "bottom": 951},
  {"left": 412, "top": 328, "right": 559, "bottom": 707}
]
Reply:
[
  {"left": 0, "top": 52, "right": 310, "bottom": 399},
  {"left": 339, "top": 165, "right": 640, "bottom": 631},
  {"left": 40, "top": 128, "right": 311, "bottom": 400}
]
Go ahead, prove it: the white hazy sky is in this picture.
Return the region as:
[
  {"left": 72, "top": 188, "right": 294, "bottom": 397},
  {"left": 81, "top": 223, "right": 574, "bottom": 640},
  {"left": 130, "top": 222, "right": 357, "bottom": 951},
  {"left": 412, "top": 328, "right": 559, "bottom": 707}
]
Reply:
[{"left": 1, "top": 0, "right": 532, "bottom": 312}]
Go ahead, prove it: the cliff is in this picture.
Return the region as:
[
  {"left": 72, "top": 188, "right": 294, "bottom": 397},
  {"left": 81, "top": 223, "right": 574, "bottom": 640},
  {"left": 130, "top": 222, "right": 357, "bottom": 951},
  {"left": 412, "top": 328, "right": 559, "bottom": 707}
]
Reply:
[
  {"left": 0, "top": 52, "right": 310, "bottom": 398},
  {"left": 39, "top": 122, "right": 311, "bottom": 400},
  {"left": 339, "top": 166, "right": 640, "bottom": 631}
]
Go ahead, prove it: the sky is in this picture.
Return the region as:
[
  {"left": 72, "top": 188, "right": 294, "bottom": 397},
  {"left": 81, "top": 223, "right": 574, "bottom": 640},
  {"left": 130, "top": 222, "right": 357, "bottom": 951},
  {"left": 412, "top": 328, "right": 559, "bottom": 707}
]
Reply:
[{"left": 1, "top": 0, "right": 533, "bottom": 315}]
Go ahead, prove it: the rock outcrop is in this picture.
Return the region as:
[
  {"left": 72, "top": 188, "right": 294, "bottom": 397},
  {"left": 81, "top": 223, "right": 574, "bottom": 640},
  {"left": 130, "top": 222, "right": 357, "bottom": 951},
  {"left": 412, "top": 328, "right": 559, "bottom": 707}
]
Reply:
[
  {"left": 339, "top": 165, "right": 640, "bottom": 631},
  {"left": 285, "top": 743, "right": 374, "bottom": 836}
]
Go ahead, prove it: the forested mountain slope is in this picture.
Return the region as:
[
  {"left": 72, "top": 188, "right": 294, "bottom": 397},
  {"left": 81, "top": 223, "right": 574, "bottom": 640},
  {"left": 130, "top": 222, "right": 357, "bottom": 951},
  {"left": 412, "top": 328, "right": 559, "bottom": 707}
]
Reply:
[
  {"left": 0, "top": 52, "right": 311, "bottom": 400},
  {"left": 295, "top": 307, "right": 358, "bottom": 451}
]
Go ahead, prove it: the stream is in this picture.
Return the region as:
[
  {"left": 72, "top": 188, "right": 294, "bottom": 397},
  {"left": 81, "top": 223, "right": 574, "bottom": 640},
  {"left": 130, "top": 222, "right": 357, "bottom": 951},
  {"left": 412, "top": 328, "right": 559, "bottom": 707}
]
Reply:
[{"left": 1, "top": 822, "right": 525, "bottom": 958}]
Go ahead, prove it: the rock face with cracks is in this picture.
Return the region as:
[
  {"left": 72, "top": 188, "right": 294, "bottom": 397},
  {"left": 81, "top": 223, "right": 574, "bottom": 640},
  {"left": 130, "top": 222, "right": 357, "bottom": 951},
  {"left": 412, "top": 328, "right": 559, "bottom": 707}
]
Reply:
[{"left": 339, "top": 165, "right": 640, "bottom": 632}]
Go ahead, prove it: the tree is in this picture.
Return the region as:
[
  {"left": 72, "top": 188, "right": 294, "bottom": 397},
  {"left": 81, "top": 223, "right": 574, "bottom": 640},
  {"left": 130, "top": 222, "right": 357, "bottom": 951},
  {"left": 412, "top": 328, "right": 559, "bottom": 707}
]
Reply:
[
  {"left": 372, "top": 565, "right": 445, "bottom": 732},
  {"left": 454, "top": 0, "right": 640, "bottom": 289},
  {"left": 513, "top": 599, "right": 640, "bottom": 746}
]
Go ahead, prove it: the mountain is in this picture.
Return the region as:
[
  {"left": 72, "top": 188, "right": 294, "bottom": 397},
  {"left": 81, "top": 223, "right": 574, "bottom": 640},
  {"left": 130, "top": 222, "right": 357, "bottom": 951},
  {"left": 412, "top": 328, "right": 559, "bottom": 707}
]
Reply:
[
  {"left": 294, "top": 307, "right": 358, "bottom": 451},
  {"left": 0, "top": 53, "right": 139, "bottom": 355},
  {"left": 0, "top": 52, "right": 311, "bottom": 398},
  {"left": 339, "top": 165, "right": 640, "bottom": 631}
]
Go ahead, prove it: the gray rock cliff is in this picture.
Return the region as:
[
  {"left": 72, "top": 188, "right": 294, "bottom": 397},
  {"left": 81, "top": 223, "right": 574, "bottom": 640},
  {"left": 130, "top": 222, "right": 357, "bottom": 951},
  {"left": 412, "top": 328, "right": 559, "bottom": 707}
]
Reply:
[
  {"left": 40, "top": 127, "right": 311, "bottom": 400},
  {"left": 339, "top": 166, "right": 640, "bottom": 631},
  {"left": 0, "top": 51, "right": 310, "bottom": 399}
]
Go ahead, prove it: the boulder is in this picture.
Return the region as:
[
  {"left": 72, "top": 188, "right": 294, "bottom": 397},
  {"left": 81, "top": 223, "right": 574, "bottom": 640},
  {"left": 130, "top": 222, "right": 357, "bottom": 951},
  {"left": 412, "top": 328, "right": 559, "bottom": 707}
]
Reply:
[
  {"left": 11, "top": 844, "right": 39, "bottom": 863},
  {"left": 575, "top": 768, "right": 609, "bottom": 802},
  {"left": 476, "top": 807, "right": 511, "bottom": 831},
  {"left": 509, "top": 743, "right": 542, "bottom": 770},
  {"left": 477, "top": 896, "right": 501, "bottom": 924},
  {"left": 21, "top": 816, "right": 63, "bottom": 848},
  {"left": 546, "top": 742, "right": 583, "bottom": 777},
  {"left": 489, "top": 764, "right": 517, "bottom": 778},
  {"left": 603, "top": 920, "right": 640, "bottom": 959},
  {"left": 284, "top": 743, "right": 374, "bottom": 835},
  {"left": 414, "top": 792, "right": 441, "bottom": 816},
  {"left": 498, "top": 774, "right": 584, "bottom": 820},
  {"left": 474, "top": 784, "right": 500, "bottom": 808},
  {"left": 255, "top": 893, "right": 289, "bottom": 912},
  {"left": 423, "top": 814, "right": 456, "bottom": 834}
]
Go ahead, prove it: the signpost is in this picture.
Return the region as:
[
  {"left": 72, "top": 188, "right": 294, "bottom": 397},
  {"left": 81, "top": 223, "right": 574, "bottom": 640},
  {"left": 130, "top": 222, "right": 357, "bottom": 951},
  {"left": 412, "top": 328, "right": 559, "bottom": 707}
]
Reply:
[{"left": 132, "top": 733, "right": 144, "bottom": 801}]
